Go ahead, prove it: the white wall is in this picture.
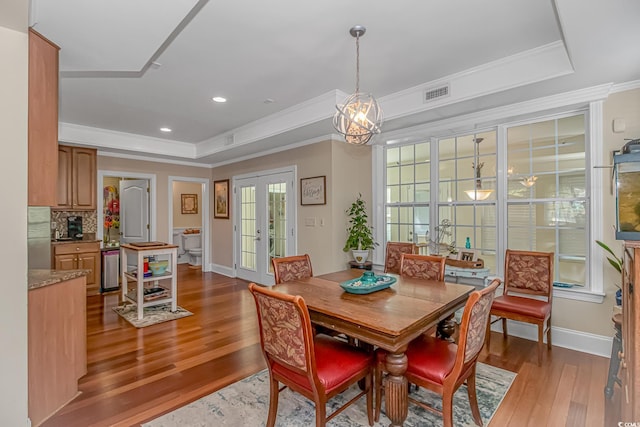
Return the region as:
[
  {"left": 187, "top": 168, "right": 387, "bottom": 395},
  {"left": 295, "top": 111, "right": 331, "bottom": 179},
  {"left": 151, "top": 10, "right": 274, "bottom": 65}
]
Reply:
[{"left": 0, "top": 4, "right": 29, "bottom": 425}]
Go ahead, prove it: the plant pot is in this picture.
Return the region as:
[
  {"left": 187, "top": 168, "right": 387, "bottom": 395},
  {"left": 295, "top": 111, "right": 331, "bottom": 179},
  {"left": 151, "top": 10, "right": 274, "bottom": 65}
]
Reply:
[{"left": 352, "top": 249, "right": 369, "bottom": 264}]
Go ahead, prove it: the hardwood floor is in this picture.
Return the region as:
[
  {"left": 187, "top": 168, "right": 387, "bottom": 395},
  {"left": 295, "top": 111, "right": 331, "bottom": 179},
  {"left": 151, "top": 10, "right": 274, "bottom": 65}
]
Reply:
[{"left": 42, "top": 265, "right": 614, "bottom": 426}]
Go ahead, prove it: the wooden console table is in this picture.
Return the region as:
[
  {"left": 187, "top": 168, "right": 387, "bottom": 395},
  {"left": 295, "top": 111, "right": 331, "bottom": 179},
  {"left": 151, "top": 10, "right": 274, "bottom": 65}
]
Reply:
[{"left": 120, "top": 242, "right": 178, "bottom": 320}]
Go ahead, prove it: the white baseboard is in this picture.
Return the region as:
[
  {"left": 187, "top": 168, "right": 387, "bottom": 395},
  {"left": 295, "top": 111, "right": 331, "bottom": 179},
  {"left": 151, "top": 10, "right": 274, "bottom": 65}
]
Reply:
[
  {"left": 210, "top": 263, "right": 234, "bottom": 277},
  {"left": 490, "top": 318, "right": 613, "bottom": 358}
]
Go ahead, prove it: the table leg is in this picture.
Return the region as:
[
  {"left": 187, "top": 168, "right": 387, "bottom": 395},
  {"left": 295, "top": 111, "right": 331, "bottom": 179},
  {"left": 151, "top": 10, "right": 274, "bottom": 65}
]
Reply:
[
  {"left": 384, "top": 351, "right": 408, "bottom": 426},
  {"left": 437, "top": 313, "right": 457, "bottom": 342}
]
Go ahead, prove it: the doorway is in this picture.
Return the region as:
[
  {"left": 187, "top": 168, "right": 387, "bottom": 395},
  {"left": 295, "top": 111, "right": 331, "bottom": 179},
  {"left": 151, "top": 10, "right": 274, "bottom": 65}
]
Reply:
[
  {"left": 97, "top": 170, "right": 157, "bottom": 245},
  {"left": 168, "top": 176, "right": 210, "bottom": 272},
  {"left": 234, "top": 167, "right": 296, "bottom": 285}
]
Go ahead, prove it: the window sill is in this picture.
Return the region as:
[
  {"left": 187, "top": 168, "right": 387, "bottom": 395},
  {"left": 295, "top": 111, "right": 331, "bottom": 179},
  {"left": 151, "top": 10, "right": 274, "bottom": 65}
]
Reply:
[{"left": 553, "top": 287, "right": 605, "bottom": 303}]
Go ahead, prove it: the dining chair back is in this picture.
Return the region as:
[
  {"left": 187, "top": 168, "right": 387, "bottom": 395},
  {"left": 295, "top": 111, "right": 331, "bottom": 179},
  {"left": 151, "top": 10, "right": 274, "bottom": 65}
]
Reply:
[
  {"left": 272, "top": 254, "right": 313, "bottom": 284},
  {"left": 374, "top": 279, "right": 501, "bottom": 427},
  {"left": 487, "top": 249, "right": 554, "bottom": 366},
  {"left": 249, "top": 283, "right": 374, "bottom": 427},
  {"left": 399, "top": 253, "right": 446, "bottom": 281},
  {"left": 384, "top": 242, "right": 417, "bottom": 274}
]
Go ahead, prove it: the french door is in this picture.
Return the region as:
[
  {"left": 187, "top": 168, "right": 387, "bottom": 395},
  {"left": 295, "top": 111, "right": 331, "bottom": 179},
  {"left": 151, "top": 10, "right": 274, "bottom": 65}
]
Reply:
[{"left": 234, "top": 169, "right": 295, "bottom": 285}]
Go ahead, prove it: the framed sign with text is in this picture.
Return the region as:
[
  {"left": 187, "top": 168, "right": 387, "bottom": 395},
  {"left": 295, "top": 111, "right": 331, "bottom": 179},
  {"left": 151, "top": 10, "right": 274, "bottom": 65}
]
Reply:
[{"left": 300, "top": 176, "right": 326, "bottom": 205}]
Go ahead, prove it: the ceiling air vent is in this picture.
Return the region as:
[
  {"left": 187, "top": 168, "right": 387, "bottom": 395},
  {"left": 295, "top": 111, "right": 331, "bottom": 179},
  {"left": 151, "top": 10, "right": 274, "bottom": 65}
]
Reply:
[{"left": 423, "top": 84, "right": 450, "bottom": 103}]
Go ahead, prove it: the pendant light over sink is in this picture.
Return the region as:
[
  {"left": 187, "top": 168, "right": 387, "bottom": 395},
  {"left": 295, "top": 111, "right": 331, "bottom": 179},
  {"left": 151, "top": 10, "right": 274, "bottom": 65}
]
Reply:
[{"left": 333, "top": 25, "right": 383, "bottom": 145}]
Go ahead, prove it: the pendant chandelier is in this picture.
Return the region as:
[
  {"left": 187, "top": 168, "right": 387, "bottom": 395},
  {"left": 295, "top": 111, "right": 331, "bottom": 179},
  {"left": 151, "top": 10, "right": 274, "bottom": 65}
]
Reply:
[
  {"left": 333, "top": 25, "right": 383, "bottom": 145},
  {"left": 465, "top": 137, "right": 493, "bottom": 201}
]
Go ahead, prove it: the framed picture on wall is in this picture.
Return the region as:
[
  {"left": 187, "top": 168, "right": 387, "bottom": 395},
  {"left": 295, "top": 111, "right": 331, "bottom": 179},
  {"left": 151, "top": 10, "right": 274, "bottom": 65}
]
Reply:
[
  {"left": 214, "top": 179, "right": 230, "bottom": 219},
  {"left": 181, "top": 194, "right": 198, "bottom": 214},
  {"left": 300, "top": 176, "right": 326, "bottom": 205}
]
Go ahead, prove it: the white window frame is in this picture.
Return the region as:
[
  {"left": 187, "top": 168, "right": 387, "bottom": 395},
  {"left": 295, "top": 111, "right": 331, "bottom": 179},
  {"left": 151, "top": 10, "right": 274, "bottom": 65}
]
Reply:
[{"left": 372, "top": 100, "right": 606, "bottom": 303}]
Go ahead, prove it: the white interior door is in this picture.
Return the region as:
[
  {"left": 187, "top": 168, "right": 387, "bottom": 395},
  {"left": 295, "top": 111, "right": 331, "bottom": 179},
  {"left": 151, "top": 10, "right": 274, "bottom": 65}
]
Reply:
[
  {"left": 235, "top": 170, "right": 295, "bottom": 285},
  {"left": 120, "top": 179, "right": 150, "bottom": 244}
]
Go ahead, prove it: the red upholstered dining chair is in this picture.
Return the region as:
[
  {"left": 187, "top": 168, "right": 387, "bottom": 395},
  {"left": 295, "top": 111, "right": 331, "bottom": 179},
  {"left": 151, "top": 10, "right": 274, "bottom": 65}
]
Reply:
[
  {"left": 487, "top": 249, "right": 554, "bottom": 366},
  {"left": 374, "top": 279, "right": 501, "bottom": 427},
  {"left": 384, "top": 242, "right": 417, "bottom": 274},
  {"left": 399, "top": 253, "right": 446, "bottom": 280},
  {"left": 272, "top": 254, "right": 313, "bottom": 284},
  {"left": 248, "top": 283, "right": 374, "bottom": 427}
]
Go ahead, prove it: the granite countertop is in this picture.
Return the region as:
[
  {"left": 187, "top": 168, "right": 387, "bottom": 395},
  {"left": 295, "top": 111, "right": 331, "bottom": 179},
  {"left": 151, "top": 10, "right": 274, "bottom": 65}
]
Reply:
[{"left": 28, "top": 269, "right": 91, "bottom": 290}]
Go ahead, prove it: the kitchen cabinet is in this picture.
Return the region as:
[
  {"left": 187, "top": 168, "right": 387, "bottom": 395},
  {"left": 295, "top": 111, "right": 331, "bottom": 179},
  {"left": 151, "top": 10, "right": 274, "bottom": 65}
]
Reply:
[
  {"left": 56, "top": 145, "right": 97, "bottom": 210},
  {"left": 28, "top": 274, "right": 86, "bottom": 427},
  {"left": 621, "top": 241, "right": 640, "bottom": 419},
  {"left": 53, "top": 241, "right": 101, "bottom": 296},
  {"left": 28, "top": 29, "right": 59, "bottom": 206}
]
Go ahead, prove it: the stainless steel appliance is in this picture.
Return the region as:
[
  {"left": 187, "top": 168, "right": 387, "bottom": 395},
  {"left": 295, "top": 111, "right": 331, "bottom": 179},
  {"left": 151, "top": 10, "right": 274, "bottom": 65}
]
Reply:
[
  {"left": 101, "top": 249, "right": 120, "bottom": 292},
  {"left": 27, "top": 206, "right": 51, "bottom": 269}
]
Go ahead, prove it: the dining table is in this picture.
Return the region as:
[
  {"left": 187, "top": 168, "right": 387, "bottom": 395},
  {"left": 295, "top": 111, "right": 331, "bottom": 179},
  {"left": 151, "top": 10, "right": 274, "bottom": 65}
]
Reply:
[{"left": 271, "top": 268, "right": 475, "bottom": 427}]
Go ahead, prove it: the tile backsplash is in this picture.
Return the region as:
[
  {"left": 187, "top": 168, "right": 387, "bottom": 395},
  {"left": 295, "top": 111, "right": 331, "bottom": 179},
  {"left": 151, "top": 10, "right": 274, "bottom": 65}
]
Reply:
[{"left": 51, "top": 210, "right": 97, "bottom": 238}]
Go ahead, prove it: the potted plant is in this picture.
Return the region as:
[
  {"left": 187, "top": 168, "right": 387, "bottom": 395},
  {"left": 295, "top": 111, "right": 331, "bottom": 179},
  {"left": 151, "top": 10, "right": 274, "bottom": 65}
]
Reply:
[
  {"left": 596, "top": 239, "right": 623, "bottom": 305},
  {"left": 343, "top": 194, "right": 378, "bottom": 263}
]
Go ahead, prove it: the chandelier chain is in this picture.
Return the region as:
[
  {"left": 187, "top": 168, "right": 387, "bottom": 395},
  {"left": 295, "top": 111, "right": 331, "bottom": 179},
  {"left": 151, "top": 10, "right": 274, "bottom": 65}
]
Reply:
[{"left": 355, "top": 33, "right": 360, "bottom": 94}]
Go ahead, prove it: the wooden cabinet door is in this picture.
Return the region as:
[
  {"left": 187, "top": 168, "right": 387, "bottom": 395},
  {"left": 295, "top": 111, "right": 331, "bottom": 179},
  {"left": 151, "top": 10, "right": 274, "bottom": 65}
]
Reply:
[
  {"left": 57, "top": 145, "right": 73, "bottom": 209},
  {"left": 78, "top": 251, "right": 101, "bottom": 296},
  {"left": 73, "top": 148, "right": 96, "bottom": 210},
  {"left": 54, "top": 253, "right": 76, "bottom": 271},
  {"left": 28, "top": 29, "right": 59, "bottom": 206}
]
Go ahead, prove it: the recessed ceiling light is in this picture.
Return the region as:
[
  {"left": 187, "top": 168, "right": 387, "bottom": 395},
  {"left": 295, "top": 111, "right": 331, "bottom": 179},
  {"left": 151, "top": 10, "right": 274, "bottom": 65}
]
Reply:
[
  {"left": 212, "top": 96, "right": 227, "bottom": 103},
  {"left": 160, "top": 127, "right": 172, "bottom": 132}
]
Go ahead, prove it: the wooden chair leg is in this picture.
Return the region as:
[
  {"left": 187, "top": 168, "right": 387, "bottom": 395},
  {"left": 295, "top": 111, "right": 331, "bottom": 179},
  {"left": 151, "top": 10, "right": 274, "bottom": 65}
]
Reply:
[
  {"left": 537, "top": 323, "right": 544, "bottom": 366},
  {"left": 315, "top": 395, "right": 327, "bottom": 427},
  {"left": 442, "top": 392, "right": 454, "bottom": 427},
  {"left": 502, "top": 317, "right": 508, "bottom": 338},
  {"left": 267, "top": 378, "right": 280, "bottom": 427},
  {"left": 466, "top": 367, "right": 483, "bottom": 426},
  {"left": 546, "top": 316, "right": 552, "bottom": 349}
]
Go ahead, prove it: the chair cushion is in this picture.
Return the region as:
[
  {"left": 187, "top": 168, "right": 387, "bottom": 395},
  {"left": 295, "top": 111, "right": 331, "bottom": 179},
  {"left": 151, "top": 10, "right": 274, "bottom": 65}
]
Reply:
[
  {"left": 377, "top": 336, "right": 457, "bottom": 385},
  {"left": 491, "top": 295, "right": 550, "bottom": 319},
  {"left": 272, "top": 334, "right": 372, "bottom": 394}
]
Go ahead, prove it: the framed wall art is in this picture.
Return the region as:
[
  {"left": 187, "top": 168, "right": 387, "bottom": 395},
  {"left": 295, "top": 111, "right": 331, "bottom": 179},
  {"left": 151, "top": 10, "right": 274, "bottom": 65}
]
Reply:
[
  {"left": 181, "top": 194, "right": 198, "bottom": 214},
  {"left": 300, "top": 176, "right": 326, "bottom": 205},
  {"left": 214, "top": 179, "right": 230, "bottom": 219}
]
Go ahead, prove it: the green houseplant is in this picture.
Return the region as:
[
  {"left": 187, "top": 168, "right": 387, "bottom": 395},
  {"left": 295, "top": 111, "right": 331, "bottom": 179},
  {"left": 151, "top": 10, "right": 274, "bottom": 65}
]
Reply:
[
  {"left": 596, "top": 239, "right": 623, "bottom": 305},
  {"left": 343, "top": 194, "right": 378, "bottom": 263}
]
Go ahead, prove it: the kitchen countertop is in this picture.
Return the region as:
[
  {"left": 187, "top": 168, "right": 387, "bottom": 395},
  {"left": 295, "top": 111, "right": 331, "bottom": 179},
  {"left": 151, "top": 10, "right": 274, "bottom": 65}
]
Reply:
[{"left": 28, "top": 269, "right": 90, "bottom": 290}]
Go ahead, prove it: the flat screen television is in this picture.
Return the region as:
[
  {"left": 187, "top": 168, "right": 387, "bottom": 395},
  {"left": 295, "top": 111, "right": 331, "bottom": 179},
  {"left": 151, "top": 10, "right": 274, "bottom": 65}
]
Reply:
[{"left": 614, "top": 150, "right": 640, "bottom": 240}]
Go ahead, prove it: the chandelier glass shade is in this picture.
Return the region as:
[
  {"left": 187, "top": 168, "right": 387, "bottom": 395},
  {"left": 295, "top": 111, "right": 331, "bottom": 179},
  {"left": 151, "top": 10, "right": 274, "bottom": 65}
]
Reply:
[
  {"left": 465, "top": 137, "right": 493, "bottom": 201},
  {"left": 333, "top": 26, "right": 383, "bottom": 145},
  {"left": 520, "top": 175, "right": 538, "bottom": 187}
]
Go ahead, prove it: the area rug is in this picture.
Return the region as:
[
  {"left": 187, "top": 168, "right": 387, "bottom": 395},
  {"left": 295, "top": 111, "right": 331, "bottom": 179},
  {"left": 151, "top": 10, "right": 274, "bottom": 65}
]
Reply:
[
  {"left": 112, "top": 303, "right": 193, "bottom": 328},
  {"left": 143, "top": 362, "right": 515, "bottom": 426}
]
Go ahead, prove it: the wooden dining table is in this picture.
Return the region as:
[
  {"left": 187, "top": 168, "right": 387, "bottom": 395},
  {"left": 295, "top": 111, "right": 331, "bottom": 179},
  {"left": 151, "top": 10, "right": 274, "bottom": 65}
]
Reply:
[{"left": 271, "top": 268, "right": 475, "bottom": 427}]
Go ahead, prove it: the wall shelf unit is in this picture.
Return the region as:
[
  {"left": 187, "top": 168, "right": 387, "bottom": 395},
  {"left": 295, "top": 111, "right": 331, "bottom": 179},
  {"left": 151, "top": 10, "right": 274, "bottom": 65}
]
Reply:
[{"left": 120, "top": 243, "right": 178, "bottom": 321}]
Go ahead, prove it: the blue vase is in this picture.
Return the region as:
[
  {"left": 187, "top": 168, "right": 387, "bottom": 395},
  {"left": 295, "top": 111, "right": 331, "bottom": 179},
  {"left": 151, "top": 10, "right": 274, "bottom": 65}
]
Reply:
[{"left": 616, "top": 288, "right": 622, "bottom": 306}]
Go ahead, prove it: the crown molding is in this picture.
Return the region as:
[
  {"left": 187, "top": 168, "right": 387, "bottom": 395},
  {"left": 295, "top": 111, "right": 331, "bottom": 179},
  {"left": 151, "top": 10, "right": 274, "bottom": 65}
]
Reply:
[
  {"left": 380, "top": 41, "right": 574, "bottom": 121},
  {"left": 610, "top": 79, "right": 640, "bottom": 94},
  {"left": 380, "top": 82, "right": 613, "bottom": 145},
  {"left": 59, "top": 122, "right": 197, "bottom": 157},
  {"left": 97, "top": 150, "right": 212, "bottom": 168},
  {"left": 196, "top": 90, "right": 345, "bottom": 158}
]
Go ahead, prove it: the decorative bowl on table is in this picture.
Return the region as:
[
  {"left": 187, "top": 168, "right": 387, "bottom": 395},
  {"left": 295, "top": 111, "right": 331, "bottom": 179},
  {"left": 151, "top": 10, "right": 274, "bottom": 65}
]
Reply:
[
  {"left": 340, "top": 272, "right": 397, "bottom": 294},
  {"left": 148, "top": 260, "right": 169, "bottom": 276}
]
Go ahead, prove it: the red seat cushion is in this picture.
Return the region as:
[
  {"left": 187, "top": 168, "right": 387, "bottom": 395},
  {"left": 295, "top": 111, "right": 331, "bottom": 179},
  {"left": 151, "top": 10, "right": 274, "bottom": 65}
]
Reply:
[
  {"left": 491, "top": 295, "right": 550, "bottom": 319},
  {"left": 272, "top": 334, "right": 372, "bottom": 394},
  {"left": 377, "top": 335, "right": 457, "bottom": 385}
]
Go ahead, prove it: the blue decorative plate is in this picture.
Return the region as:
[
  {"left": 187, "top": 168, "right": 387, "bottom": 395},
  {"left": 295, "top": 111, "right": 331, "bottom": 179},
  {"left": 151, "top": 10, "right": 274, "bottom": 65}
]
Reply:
[{"left": 340, "top": 273, "right": 397, "bottom": 294}]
